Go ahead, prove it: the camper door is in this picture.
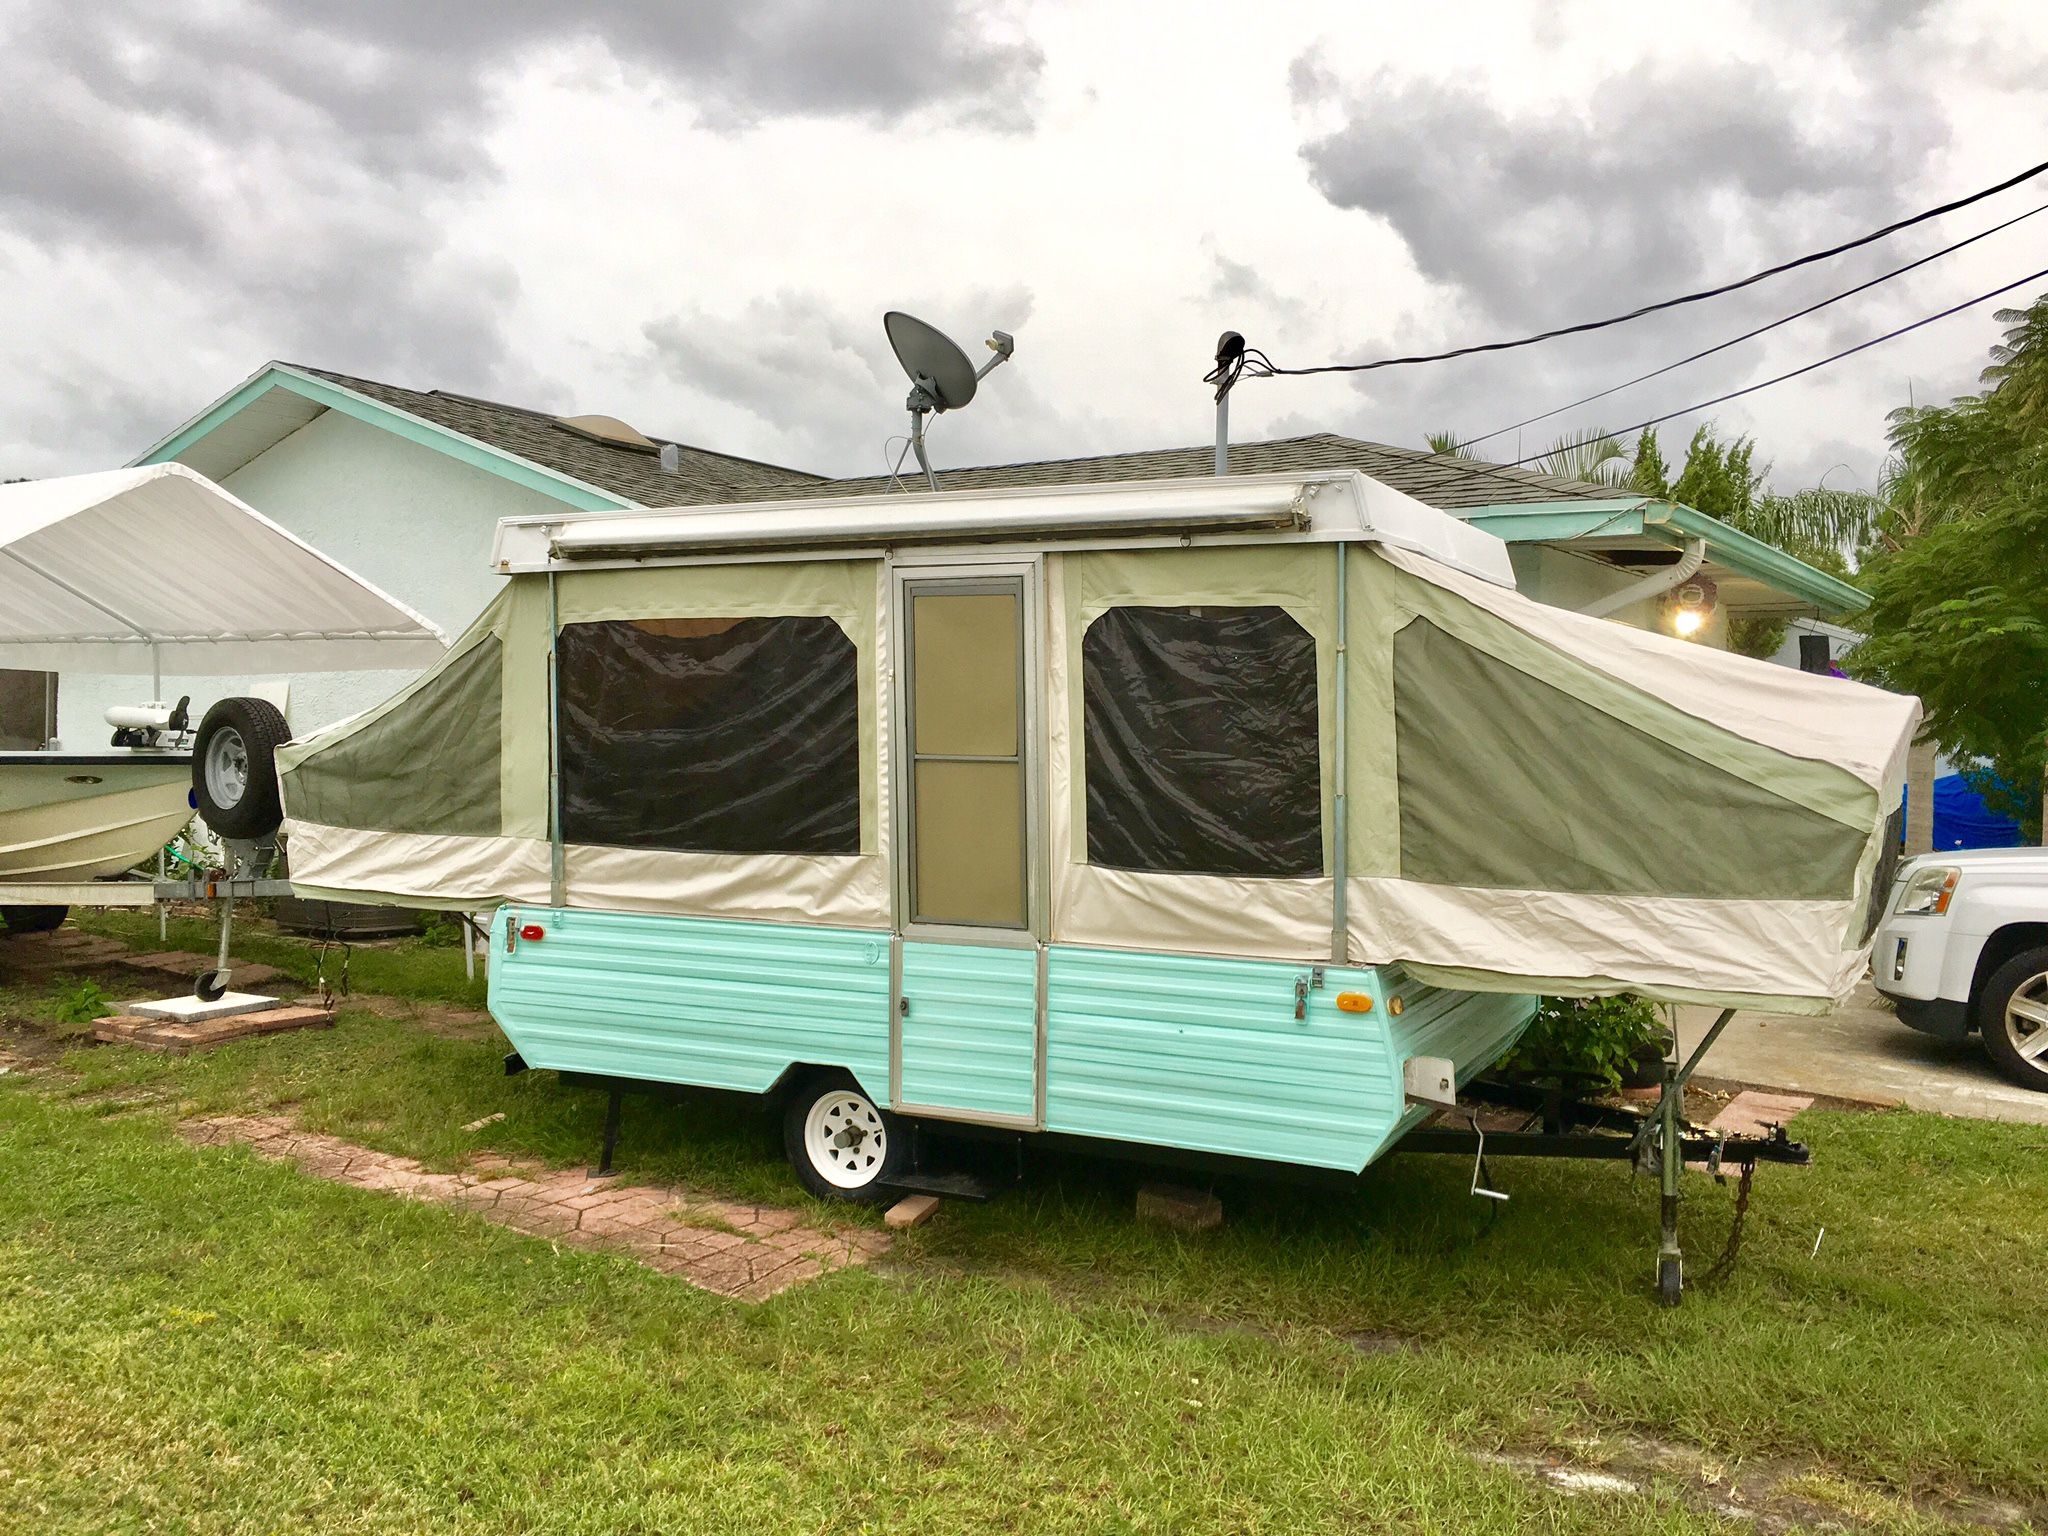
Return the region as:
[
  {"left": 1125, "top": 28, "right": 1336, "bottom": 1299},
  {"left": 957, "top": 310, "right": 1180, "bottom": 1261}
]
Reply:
[{"left": 888, "top": 559, "right": 1045, "bottom": 1128}]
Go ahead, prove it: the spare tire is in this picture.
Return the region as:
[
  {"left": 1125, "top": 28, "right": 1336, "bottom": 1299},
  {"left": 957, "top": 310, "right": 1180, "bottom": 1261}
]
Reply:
[
  {"left": 1, "top": 905, "right": 69, "bottom": 935},
  {"left": 192, "top": 696, "right": 291, "bottom": 839}
]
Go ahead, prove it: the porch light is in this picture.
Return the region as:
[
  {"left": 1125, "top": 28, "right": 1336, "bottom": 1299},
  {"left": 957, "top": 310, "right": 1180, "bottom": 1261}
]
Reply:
[{"left": 1667, "top": 577, "right": 1717, "bottom": 640}]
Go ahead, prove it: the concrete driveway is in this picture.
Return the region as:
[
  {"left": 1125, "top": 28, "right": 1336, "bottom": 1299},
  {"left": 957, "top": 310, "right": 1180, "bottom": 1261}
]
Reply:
[{"left": 1676, "top": 980, "right": 2048, "bottom": 1126}]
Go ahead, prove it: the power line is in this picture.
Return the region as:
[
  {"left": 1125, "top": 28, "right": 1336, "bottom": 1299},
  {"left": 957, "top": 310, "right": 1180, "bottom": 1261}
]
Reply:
[
  {"left": 1498, "top": 266, "right": 2048, "bottom": 470},
  {"left": 1240, "top": 157, "right": 2048, "bottom": 378},
  {"left": 1454, "top": 199, "right": 2048, "bottom": 452}
]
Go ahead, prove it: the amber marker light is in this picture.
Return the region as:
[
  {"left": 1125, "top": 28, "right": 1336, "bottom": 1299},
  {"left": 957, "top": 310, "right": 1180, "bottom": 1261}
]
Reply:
[
  {"left": 1387, "top": 996, "right": 1405, "bottom": 1016},
  {"left": 1335, "top": 992, "right": 1374, "bottom": 1013}
]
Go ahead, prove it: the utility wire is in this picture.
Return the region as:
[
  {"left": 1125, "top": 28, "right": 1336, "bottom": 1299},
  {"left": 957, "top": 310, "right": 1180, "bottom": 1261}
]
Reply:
[
  {"left": 1498, "top": 265, "right": 2048, "bottom": 469},
  {"left": 1242, "top": 157, "right": 2048, "bottom": 377},
  {"left": 1454, "top": 199, "right": 2048, "bottom": 451}
]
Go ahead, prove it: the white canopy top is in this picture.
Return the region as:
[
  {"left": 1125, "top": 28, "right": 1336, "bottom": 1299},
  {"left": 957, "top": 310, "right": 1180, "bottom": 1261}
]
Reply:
[{"left": 0, "top": 464, "right": 446, "bottom": 673}]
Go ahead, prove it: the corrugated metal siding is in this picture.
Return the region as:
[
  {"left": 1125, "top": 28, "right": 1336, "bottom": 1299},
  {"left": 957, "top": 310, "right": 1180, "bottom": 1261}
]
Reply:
[
  {"left": 1385, "top": 971, "right": 1539, "bottom": 1085},
  {"left": 1043, "top": 947, "right": 1401, "bottom": 1171},
  {"left": 897, "top": 941, "right": 1037, "bottom": 1119},
  {"left": 1382, "top": 972, "right": 1540, "bottom": 1149},
  {"left": 489, "top": 906, "right": 890, "bottom": 1099}
]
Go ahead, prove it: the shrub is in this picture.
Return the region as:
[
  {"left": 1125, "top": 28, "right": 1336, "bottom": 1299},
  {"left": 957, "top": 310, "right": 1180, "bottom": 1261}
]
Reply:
[{"left": 1505, "top": 992, "right": 1668, "bottom": 1091}]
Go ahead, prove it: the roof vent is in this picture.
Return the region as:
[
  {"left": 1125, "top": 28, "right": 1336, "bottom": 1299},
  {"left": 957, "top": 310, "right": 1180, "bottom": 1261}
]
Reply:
[
  {"left": 658, "top": 443, "right": 681, "bottom": 473},
  {"left": 556, "top": 413, "right": 658, "bottom": 450}
]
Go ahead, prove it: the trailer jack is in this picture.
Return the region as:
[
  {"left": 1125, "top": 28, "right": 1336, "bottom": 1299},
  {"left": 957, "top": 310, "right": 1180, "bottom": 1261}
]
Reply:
[{"left": 1397, "top": 1009, "right": 1811, "bottom": 1307}]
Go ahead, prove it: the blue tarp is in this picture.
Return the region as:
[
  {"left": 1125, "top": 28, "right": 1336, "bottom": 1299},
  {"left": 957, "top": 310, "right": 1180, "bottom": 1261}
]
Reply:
[{"left": 1930, "top": 772, "right": 2024, "bottom": 850}]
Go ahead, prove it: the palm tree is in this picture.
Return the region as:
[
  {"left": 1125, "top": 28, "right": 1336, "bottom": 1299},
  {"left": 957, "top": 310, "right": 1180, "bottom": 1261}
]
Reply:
[{"left": 1531, "top": 427, "right": 1630, "bottom": 487}]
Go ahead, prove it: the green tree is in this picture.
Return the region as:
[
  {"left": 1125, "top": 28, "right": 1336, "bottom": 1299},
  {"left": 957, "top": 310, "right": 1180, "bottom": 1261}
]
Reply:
[
  {"left": 1851, "top": 294, "right": 2048, "bottom": 834},
  {"left": 1629, "top": 427, "right": 1671, "bottom": 497}
]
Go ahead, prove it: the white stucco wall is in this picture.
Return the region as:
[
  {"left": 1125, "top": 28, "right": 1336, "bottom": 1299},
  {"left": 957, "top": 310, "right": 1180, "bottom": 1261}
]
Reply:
[
  {"left": 1506, "top": 544, "right": 1730, "bottom": 644},
  {"left": 56, "top": 410, "right": 574, "bottom": 748}
]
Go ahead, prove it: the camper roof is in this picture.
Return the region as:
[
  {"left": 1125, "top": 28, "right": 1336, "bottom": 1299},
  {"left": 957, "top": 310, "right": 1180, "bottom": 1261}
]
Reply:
[{"left": 489, "top": 472, "right": 1517, "bottom": 587}]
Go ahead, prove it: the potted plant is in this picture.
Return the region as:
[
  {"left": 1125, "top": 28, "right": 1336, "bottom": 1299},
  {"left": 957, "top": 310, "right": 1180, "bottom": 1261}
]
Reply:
[{"left": 1506, "top": 993, "right": 1671, "bottom": 1094}]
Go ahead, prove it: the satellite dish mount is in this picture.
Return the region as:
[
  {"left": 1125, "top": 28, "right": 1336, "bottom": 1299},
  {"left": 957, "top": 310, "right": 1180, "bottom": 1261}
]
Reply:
[{"left": 884, "top": 310, "right": 1015, "bottom": 491}]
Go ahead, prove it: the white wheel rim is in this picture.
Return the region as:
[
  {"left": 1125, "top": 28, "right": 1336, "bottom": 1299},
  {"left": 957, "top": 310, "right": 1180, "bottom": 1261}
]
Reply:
[
  {"left": 205, "top": 726, "right": 249, "bottom": 807},
  {"left": 803, "top": 1089, "right": 887, "bottom": 1190},
  {"left": 2005, "top": 972, "right": 2048, "bottom": 1065}
]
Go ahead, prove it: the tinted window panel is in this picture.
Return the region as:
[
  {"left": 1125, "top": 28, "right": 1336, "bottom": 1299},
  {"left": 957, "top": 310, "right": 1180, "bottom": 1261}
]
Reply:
[
  {"left": 559, "top": 616, "right": 859, "bottom": 856},
  {"left": 1082, "top": 605, "right": 1320, "bottom": 878}
]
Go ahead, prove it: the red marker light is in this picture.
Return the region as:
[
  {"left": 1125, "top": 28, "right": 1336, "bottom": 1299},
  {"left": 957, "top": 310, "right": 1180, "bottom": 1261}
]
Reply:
[{"left": 519, "top": 924, "right": 545, "bottom": 941}]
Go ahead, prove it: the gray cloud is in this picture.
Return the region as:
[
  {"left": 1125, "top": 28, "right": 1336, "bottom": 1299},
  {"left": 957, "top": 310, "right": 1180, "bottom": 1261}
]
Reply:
[
  {"left": 0, "top": 0, "right": 1040, "bottom": 473},
  {"left": 636, "top": 285, "right": 1130, "bottom": 477},
  {"left": 1292, "top": 55, "right": 1947, "bottom": 330}
]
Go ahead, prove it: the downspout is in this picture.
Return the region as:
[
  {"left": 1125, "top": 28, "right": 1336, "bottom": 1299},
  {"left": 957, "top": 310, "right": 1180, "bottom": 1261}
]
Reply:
[
  {"left": 1580, "top": 536, "right": 1707, "bottom": 619},
  {"left": 1331, "top": 542, "right": 1348, "bottom": 964}
]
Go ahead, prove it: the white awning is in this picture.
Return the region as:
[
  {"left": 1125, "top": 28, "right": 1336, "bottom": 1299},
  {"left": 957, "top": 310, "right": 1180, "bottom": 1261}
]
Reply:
[{"left": 0, "top": 464, "right": 446, "bottom": 673}]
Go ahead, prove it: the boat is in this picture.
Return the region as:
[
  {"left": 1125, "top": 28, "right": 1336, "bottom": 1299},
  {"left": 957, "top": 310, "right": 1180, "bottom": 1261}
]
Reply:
[
  {"left": 0, "top": 749, "right": 194, "bottom": 883},
  {"left": 0, "top": 463, "right": 445, "bottom": 924}
]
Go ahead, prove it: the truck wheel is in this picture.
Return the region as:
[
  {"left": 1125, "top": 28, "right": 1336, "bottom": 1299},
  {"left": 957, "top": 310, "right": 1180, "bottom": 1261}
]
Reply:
[
  {"left": 782, "top": 1072, "right": 905, "bottom": 1202},
  {"left": 1, "top": 905, "right": 68, "bottom": 935},
  {"left": 192, "top": 697, "right": 290, "bottom": 840},
  {"left": 1977, "top": 946, "right": 2048, "bottom": 1093}
]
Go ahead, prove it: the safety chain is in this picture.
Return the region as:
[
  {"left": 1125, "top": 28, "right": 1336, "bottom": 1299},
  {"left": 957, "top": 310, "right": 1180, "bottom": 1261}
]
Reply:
[
  {"left": 314, "top": 937, "right": 354, "bottom": 1011},
  {"left": 1697, "top": 1159, "right": 1756, "bottom": 1287}
]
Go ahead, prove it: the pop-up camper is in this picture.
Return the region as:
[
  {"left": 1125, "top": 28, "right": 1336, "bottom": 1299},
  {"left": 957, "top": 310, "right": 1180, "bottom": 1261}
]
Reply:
[{"left": 272, "top": 472, "right": 1917, "bottom": 1202}]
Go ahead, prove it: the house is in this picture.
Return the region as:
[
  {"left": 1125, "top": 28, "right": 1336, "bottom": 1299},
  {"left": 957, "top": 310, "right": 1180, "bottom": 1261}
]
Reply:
[{"left": 24, "top": 360, "right": 1869, "bottom": 752}]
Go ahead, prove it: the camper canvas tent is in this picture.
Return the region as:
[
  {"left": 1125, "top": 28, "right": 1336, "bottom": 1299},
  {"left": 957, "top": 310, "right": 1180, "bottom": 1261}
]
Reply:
[
  {"left": 271, "top": 471, "right": 1916, "bottom": 1199},
  {"left": 279, "top": 472, "right": 1916, "bottom": 1013}
]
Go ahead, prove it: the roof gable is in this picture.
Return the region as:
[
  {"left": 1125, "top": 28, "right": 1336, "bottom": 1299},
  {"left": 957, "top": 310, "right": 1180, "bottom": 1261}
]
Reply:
[{"left": 133, "top": 362, "right": 823, "bottom": 511}]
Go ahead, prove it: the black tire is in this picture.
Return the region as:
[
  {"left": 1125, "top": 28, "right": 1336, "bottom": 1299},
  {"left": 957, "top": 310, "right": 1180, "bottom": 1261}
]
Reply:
[
  {"left": 1, "top": 905, "right": 69, "bottom": 935},
  {"left": 1976, "top": 946, "right": 2048, "bottom": 1093},
  {"left": 781, "top": 1071, "right": 906, "bottom": 1202},
  {"left": 192, "top": 697, "right": 290, "bottom": 840},
  {"left": 194, "top": 969, "right": 229, "bottom": 1003}
]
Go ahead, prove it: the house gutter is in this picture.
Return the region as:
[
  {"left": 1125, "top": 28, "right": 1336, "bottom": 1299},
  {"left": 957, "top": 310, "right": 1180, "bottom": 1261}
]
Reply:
[{"left": 1579, "top": 537, "right": 1707, "bottom": 619}]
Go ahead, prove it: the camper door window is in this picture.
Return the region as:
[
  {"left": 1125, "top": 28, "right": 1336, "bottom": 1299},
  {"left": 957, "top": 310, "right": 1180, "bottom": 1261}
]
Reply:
[
  {"left": 558, "top": 616, "right": 860, "bottom": 856},
  {"left": 1081, "top": 605, "right": 1320, "bottom": 879}
]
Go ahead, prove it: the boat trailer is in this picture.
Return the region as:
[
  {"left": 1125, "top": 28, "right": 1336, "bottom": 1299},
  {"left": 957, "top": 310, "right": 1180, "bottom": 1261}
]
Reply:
[{"left": 4, "top": 837, "right": 293, "bottom": 1001}]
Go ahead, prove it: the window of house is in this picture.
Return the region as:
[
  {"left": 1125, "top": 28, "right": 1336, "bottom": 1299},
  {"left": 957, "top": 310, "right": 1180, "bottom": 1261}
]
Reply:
[
  {"left": 1081, "top": 605, "right": 1320, "bottom": 878},
  {"left": 558, "top": 615, "right": 859, "bottom": 856}
]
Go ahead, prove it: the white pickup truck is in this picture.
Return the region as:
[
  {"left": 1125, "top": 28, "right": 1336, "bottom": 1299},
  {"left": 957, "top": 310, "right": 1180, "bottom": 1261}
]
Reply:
[{"left": 1871, "top": 846, "right": 2048, "bottom": 1091}]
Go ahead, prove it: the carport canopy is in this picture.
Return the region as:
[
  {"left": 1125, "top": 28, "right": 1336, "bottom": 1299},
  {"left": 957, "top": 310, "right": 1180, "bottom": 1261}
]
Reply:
[{"left": 0, "top": 463, "right": 446, "bottom": 673}]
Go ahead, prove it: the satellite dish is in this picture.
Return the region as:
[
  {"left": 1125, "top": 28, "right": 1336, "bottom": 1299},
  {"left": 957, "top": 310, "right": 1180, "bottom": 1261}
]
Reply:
[
  {"left": 886, "top": 311, "right": 980, "bottom": 411},
  {"left": 882, "top": 309, "right": 1016, "bottom": 491}
]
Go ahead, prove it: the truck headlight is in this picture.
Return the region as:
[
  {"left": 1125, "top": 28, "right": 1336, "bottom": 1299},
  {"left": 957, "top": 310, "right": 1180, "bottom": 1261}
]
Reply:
[{"left": 1895, "top": 864, "right": 1960, "bottom": 916}]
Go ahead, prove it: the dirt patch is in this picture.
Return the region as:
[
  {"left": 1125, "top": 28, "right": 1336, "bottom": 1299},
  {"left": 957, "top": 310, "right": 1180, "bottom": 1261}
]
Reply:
[
  {"left": 1481, "top": 1433, "right": 2041, "bottom": 1533},
  {"left": 179, "top": 1113, "right": 889, "bottom": 1302},
  {"left": 336, "top": 992, "right": 498, "bottom": 1040}
]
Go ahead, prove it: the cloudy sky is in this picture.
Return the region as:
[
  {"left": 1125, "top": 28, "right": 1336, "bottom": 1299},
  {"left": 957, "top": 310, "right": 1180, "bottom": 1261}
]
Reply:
[{"left": 4, "top": 0, "right": 2044, "bottom": 495}]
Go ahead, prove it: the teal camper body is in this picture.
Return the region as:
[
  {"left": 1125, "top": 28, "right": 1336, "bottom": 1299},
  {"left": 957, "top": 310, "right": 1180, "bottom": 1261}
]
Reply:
[{"left": 277, "top": 472, "right": 1915, "bottom": 1200}]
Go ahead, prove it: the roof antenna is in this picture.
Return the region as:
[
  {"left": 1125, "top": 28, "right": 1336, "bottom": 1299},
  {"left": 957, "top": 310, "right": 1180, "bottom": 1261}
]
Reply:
[
  {"left": 883, "top": 311, "right": 1015, "bottom": 492},
  {"left": 1205, "top": 331, "right": 1247, "bottom": 476}
]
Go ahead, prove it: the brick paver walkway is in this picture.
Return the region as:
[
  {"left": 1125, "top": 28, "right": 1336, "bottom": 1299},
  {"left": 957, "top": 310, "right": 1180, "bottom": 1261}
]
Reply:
[{"left": 180, "top": 1115, "right": 890, "bottom": 1301}]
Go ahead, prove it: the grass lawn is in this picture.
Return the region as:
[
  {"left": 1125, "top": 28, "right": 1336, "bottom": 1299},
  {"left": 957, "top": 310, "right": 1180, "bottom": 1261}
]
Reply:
[{"left": 1, "top": 935, "right": 2043, "bottom": 1533}]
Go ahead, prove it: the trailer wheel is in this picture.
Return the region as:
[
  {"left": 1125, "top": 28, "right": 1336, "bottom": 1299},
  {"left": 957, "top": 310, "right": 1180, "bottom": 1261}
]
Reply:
[
  {"left": 1657, "top": 1255, "right": 1683, "bottom": 1307},
  {"left": 1978, "top": 946, "right": 2048, "bottom": 1093},
  {"left": 192, "top": 697, "right": 290, "bottom": 839},
  {"left": 1, "top": 905, "right": 68, "bottom": 935},
  {"left": 782, "top": 1072, "right": 905, "bottom": 1202}
]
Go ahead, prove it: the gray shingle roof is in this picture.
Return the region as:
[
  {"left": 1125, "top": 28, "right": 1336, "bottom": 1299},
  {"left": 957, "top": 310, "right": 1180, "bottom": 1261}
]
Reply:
[
  {"left": 293, "top": 366, "right": 824, "bottom": 505},
  {"left": 294, "top": 366, "right": 1626, "bottom": 512},
  {"left": 750, "top": 433, "right": 1630, "bottom": 510}
]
